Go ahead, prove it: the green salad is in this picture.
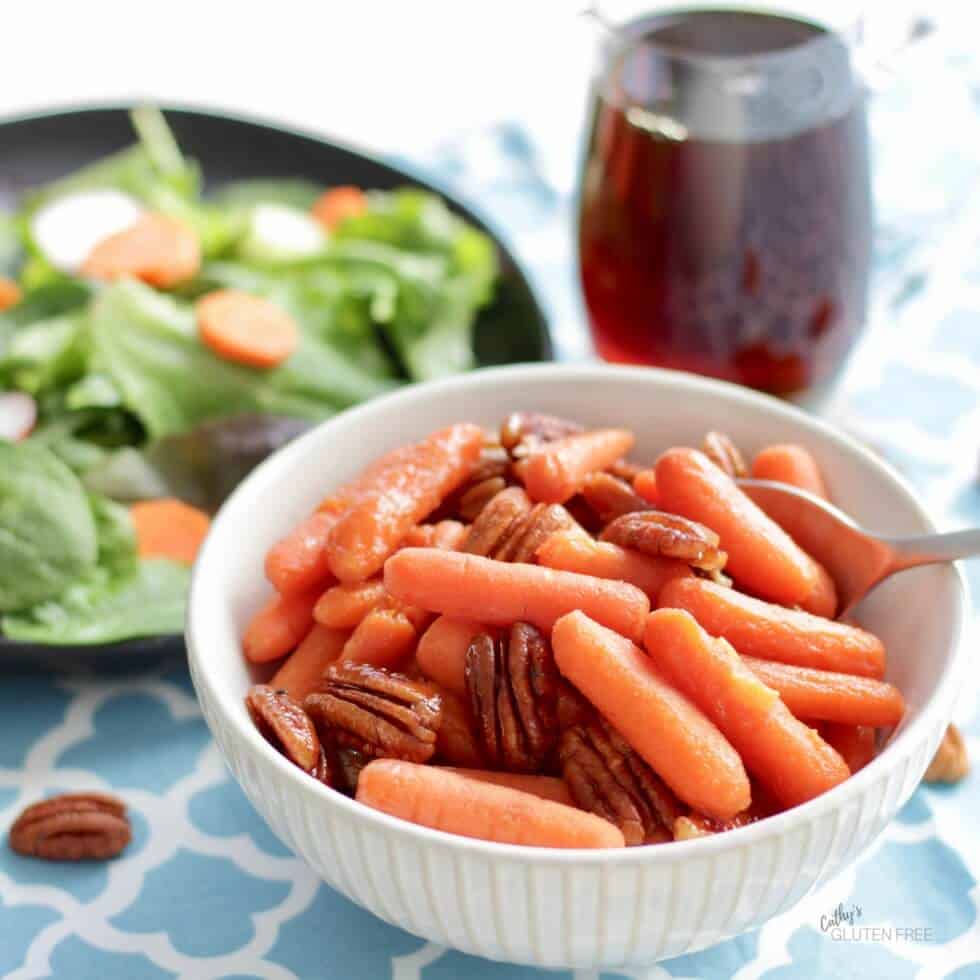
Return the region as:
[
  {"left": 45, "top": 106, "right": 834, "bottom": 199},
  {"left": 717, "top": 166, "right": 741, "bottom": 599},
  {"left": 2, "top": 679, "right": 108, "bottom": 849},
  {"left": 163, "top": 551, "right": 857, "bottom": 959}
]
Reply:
[{"left": 0, "top": 107, "right": 499, "bottom": 645}]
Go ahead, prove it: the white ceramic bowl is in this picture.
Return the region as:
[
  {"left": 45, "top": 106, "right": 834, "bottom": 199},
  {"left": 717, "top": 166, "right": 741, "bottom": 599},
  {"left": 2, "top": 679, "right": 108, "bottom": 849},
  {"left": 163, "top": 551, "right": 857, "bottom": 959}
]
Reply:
[{"left": 187, "top": 365, "right": 969, "bottom": 970}]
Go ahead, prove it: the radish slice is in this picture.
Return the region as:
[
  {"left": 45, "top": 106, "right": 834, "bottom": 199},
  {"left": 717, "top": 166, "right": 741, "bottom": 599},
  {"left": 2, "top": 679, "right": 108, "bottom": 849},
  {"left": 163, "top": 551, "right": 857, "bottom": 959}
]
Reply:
[
  {"left": 0, "top": 392, "right": 38, "bottom": 442},
  {"left": 32, "top": 190, "right": 144, "bottom": 272}
]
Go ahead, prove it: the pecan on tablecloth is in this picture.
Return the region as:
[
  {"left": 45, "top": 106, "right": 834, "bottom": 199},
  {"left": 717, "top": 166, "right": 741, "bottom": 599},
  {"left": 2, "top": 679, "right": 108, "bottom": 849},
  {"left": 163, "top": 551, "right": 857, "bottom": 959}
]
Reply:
[{"left": 9, "top": 793, "right": 131, "bottom": 861}]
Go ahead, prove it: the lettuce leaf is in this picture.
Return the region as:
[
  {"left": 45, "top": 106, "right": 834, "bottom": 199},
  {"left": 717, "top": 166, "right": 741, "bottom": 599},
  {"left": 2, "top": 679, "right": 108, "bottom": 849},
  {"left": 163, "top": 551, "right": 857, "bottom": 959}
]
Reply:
[
  {"left": 87, "top": 279, "right": 394, "bottom": 438},
  {"left": 0, "top": 442, "right": 99, "bottom": 612},
  {"left": 1, "top": 558, "right": 188, "bottom": 644}
]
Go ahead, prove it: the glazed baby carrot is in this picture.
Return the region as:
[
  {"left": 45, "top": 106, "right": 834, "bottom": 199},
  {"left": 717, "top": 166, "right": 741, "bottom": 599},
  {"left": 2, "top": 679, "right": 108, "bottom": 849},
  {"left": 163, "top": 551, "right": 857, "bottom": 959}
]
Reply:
[
  {"left": 314, "top": 579, "right": 387, "bottom": 629},
  {"left": 438, "top": 769, "right": 575, "bottom": 807},
  {"left": 658, "top": 577, "right": 885, "bottom": 678},
  {"left": 518, "top": 429, "right": 636, "bottom": 504},
  {"left": 632, "top": 468, "right": 659, "bottom": 506},
  {"left": 820, "top": 724, "right": 877, "bottom": 773},
  {"left": 311, "top": 186, "right": 368, "bottom": 230},
  {"left": 265, "top": 511, "right": 338, "bottom": 596},
  {"left": 401, "top": 520, "right": 468, "bottom": 550},
  {"left": 243, "top": 588, "right": 320, "bottom": 663},
  {"left": 751, "top": 444, "right": 829, "bottom": 500},
  {"left": 196, "top": 289, "right": 299, "bottom": 369},
  {"left": 81, "top": 212, "right": 201, "bottom": 286},
  {"left": 357, "top": 760, "right": 625, "bottom": 848},
  {"left": 327, "top": 423, "right": 484, "bottom": 582},
  {"left": 536, "top": 531, "right": 693, "bottom": 602},
  {"left": 270, "top": 624, "right": 348, "bottom": 701},
  {"left": 552, "top": 611, "right": 750, "bottom": 820},
  {"left": 643, "top": 608, "right": 850, "bottom": 808},
  {"left": 655, "top": 447, "right": 837, "bottom": 616},
  {"left": 742, "top": 656, "right": 904, "bottom": 727},
  {"left": 385, "top": 548, "right": 650, "bottom": 641},
  {"left": 0, "top": 275, "right": 21, "bottom": 311},
  {"left": 340, "top": 602, "right": 422, "bottom": 669},
  {"left": 129, "top": 498, "right": 210, "bottom": 564},
  {"left": 416, "top": 615, "right": 487, "bottom": 696}
]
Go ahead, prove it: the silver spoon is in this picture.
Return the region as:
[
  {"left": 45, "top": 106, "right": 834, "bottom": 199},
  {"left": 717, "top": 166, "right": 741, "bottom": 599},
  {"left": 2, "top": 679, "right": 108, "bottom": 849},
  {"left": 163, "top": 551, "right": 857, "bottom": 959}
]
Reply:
[{"left": 735, "top": 479, "right": 980, "bottom": 619}]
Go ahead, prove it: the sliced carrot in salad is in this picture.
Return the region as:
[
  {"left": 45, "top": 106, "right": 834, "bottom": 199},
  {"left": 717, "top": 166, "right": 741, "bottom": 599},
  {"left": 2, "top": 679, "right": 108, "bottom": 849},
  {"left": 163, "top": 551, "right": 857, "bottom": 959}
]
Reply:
[
  {"left": 311, "top": 186, "right": 368, "bottom": 230},
  {"left": 196, "top": 289, "right": 299, "bottom": 369},
  {"left": 81, "top": 212, "right": 201, "bottom": 287},
  {"left": 129, "top": 498, "right": 210, "bottom": 564},
  {"left": 0, "top": 275, "right": 21, "bottom": 311}
]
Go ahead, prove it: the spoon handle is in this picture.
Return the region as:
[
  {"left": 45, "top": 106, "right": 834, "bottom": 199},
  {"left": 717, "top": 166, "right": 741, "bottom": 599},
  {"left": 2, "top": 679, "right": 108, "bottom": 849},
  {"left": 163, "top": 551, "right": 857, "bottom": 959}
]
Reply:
[{"left": 886, "top": 528, "right": 980, "bottom": 572}]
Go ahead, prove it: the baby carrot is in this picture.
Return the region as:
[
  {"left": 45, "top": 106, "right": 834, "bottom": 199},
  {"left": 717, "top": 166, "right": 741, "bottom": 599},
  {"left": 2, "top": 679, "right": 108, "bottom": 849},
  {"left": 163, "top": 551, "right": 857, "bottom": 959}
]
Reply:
[
  {"left": 536, "top": 531, "right": 693, "bottom": 602},
  {"left": 438, "top": 769, "right": 575, "bottom": 807},
  {"left": 632, "top": 468, "right": 659, "bottom": 506},
  {"left": 270, "top": 624, "right": 348, "bottom": 701},
  {"left": 752, "top": 444, "right": 829, "bottom": 500},
  {"left": 129, "top": 498, "right": 210, "bottom": 564},
  {"left": 643, "top": 608, "right": 850, "bottom": 808},
  {"left": 327, "top": 423, "right": 485, "bottom": 582},
  {"left": 311, "top": 186, "right": 368, "bottom": 230},
  {"left": 340, "top": 603, "right": 422, "bottom": 670},
  {"left": 385, "top": 548, "right": 650, "bottom": 641},
  {"left": 196, "top": 289, "right": 299, "bottom": 369},
  {"left": 742, "top": 656, "right": 904, "bottom": 727},
  {"left": 401, "top": 520, "right": 468, "bottom": 550},
  {"left": 357, "top": 760, "right": 625, "bottom": 848},
  {"left": 820, "top": 724, "right": 877, "bottom": 773},
  {"left": 519, "top": 429, "right": 636, "bottom": 504},
  {"left": 243, "top": 588, "right": 320, "bottom": 663},
  {"left": 655, "top": 447, "right": 837, "bottom": 616},
  {"left": 416, "top": 615, "right": 487, "bottom": 696},
  {"left": 658, "top": 577, "right": 885, "bottom": 678},
  {"left": 552, "top": 611, "right": 750, "bottom": 820},
  {"left": 265, "top": 511, "right": 338, "bottom": 596},
  {"left": 0, "top": 275, "right": 21, "bottom": 311},
  {"left": 81, "top": 212, "right": 201, "bottom": 287},
  {"left": 314, "top": 579, "right": 387, "bottom": 629}
]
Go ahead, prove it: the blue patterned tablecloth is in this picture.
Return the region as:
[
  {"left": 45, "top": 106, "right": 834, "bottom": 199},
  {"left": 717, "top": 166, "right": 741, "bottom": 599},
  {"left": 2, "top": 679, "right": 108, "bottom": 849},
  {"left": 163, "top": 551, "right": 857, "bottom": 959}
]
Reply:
[{"left": 3, "top": 28, "right": 980, "bottom": 980}]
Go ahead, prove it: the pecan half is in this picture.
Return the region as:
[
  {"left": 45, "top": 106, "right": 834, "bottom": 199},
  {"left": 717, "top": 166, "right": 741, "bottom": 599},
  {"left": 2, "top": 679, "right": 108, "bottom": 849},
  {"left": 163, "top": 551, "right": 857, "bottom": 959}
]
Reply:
[
  {"left": 464, "top": 486, "right": 533, "bottom": 557},
  {"left": 560, "top": 720, "right": 682, "bottom": 846},
  {"left": 9, "top": 793, "right": 131, "bottom": 861},
  {"left": 924, "top": 724, "right": 969, "bottom": 783},
  {"left": 246, "top": 685, "right": 321, "bottom": 772},
  {"left": 465, "top": 622, "right": 560, "bottom": 772},
  {"left": 494, "top": 502, "right": 580, "bottom": 563},
  {"left": 556, "top": 681, "right": 593, "bottom": 731},
  {"left": 500, "top": 412, "right": 583, "bottom": 458},
  {"left": 432, "top": 437, "right": 513, "bottom": 522},
  {"left": 601, "top": 511, "right": 727, "bottom": 573},
  {"left": 581, "top": 472, "right": 651, "bottom": 525},
  {"left": 305, "top": 664, "right": 442, "bottom": 763},
  {"left": 435, "top": 690, "right": 486, "bottom": 768},
  {"left": 459, "top": 476, "right": 508, "bottom": 521},
  {"left": 702, "top": 431, "right": 747, "bottom": 478}
]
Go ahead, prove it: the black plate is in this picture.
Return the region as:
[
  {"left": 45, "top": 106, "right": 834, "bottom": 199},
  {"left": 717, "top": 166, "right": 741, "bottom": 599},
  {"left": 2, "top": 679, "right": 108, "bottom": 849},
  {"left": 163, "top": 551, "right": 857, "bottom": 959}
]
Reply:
[{"left": 0, "top": 104, "right": 552, "bottom": 669}]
